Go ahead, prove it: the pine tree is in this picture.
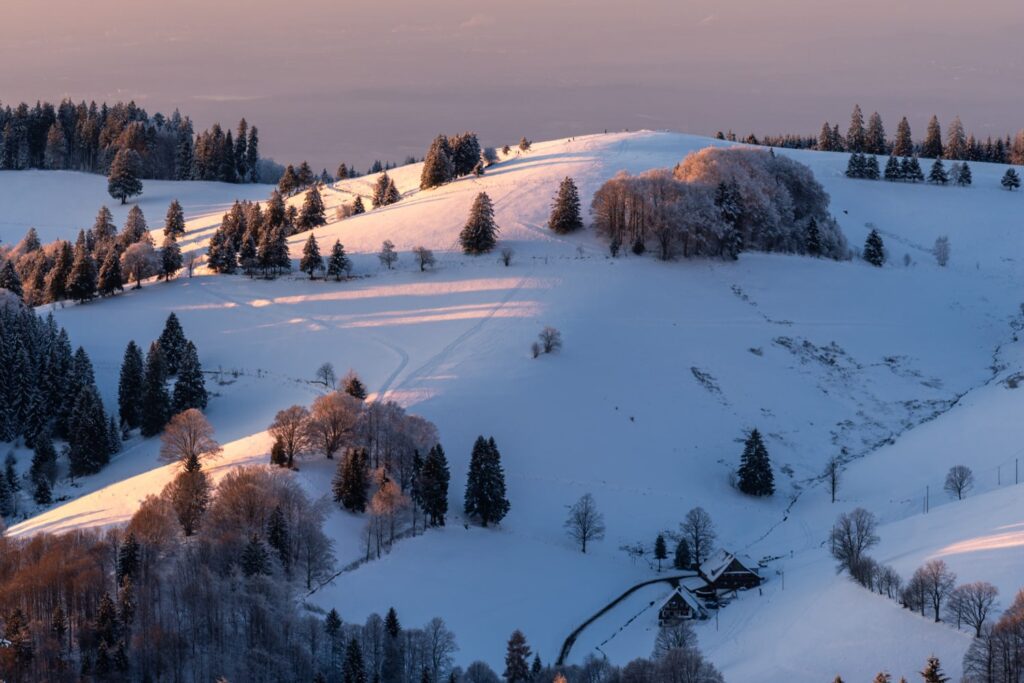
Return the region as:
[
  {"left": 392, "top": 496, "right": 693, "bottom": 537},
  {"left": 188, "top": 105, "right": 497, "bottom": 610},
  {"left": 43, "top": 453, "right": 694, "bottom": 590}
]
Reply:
[
  {"left": 384, "top": 176, "right": 400, "bottom": 205},
  {"left": 299, "top": 185, "right": 327, "bottom": 230},
  {"left": 301, "top": 233, "right": 323, "bottom": 279},
  {"left": 333, "top": 447, "right": 369, "bottom": 512},
  {"left": 548, "top": 177, "right": 583, "bottom": 234},
  {"left": 928, "top": 159, "right": 949, "bottom": 185},
  {"left": 955, "top": 162, "right": 973, "bottom": 187},
  {"left": 944, "top": 116, "right": 967, "bottom": 160},
  {"left": 32, "top": 476, "right": 52, "bottom": 505},
  {"left": 653, "top": 534, "right": 668, "bottom": 571},
  {"left": 343, "top": 638, "right": 367, "bottom": 683},
  {"left": 893, "top": 117, "right": 914, "bottom": 157},
  {"left": 68, "top": 385, "right": 110, "bottom": 477},
  {"left": 420, "top": 135, "right": 454, "bottom": 189},
  {"left": 241, "top": 533, "right": 271, "bottom": 576},
  {"left": 343, "top": 372, "right": 367, "bottom": 400},
  {"left": 865, "top": 112, "right": 887, "bottom": 155},
  {"left": 922, "top": 116, "right": 943, "bottom": 159},
  {"left": 919, "top": 656, "right": 949, "bottom": 683},
  {"left": 372, "top": 172, "right": 394, "bottom": 208},
  {"left": 464, "top": 436, "right": 510, "bottom": 527},
  {"left": 737, "top": 428, "right": 774, "bottom": 496},
  {"left": 1001, "top": 168, "right": 1021, "bottom": 191},
  {"left": 864, "top": 155, "right": 880, "bottom": 180},
  {"left": 419, "top": 444, "right": 450, "bottom": 526},
  {"left": 846, "top": 104, "right": 866, "bottom": 153},
  {"left": 97, "top": 251, "right": 124, "bottom": 296},
  {"left": 164, "top": 199, "right": 186, "bottom": 239},
  {"left": 172, "top": 341, "right": 207, "bottom": 413},
  {"left": 883, "top": 156, "right": 900, "bottom": 181},
  {"left": 159, "top": 313, "right": 188, "bottom": 375},
  {"left": 450, "top": 132, "right": 482, "bottom": 177},
  {"left": 246, "top": 126, "right": 260, "bottom": 182},
  {"left": 160, "top": 235, "right": 182, "bottom": 280},
  {"left": 117, "top": 532, "right": 141, "bottom": 585},
  {"left": 908, "top": 156, "right": 925, "bottom": 183},
  {"left": 29, "top": 435, "right": 58, "bottom": 491},
  {"left": 327, "top": 240, "right": 351, "bottom": 281},
  {"left": 864, "top": 229, "right": 886, "bottom": 267},
  {"left": 140, "top": 342, "right": 170, "bottom": 437},
  {"left": 673, "top": 538, "right": 692, "bottom": 570},
  {"left": 352, "top": 196, "right": 366, "bottom": 215},
  {"left": 460, "top": 192, "right": 499, "bottom": 255},
  {"left": 67, "top": 234, "right": 98, "bottom": 302},
  {"left": 118, "top": 340, "right": 145, "bottom": 430},
  {"left": 107, "top": 148, "right": 143, "bottom": 204},
  {"left": 503, "top": 630, "right": 532, "bottom": 683},
  {"left": 0, "top": 260, "right": 22, "bottom": 299},
  {"left": 206, "top": 226, "right": 237, "bottom": 274},
  {"left": 266, "top": 505, "right": 291, "bottom": 573},
  {"left": 239, "top": 232, "right": 258, "bottom": 276},
  {"left": 845, "top": 153, "right": 865, "bottom": 179}
]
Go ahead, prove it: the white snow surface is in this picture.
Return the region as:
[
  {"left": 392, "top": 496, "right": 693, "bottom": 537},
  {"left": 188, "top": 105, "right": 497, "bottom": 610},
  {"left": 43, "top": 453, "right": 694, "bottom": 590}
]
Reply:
[{"left": 6, "top": 131, "right": 1024, "bottom": 682}]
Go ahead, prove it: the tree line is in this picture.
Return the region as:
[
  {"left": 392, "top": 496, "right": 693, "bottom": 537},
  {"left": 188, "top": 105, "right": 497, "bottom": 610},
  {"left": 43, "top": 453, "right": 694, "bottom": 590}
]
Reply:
[{"left": 0, "top": 202, "right": 191, "bottom": 307}]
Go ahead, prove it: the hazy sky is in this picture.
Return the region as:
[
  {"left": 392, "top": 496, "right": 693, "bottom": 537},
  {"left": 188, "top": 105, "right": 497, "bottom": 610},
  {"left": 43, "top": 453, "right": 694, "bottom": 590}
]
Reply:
[{"left": 3, "top": 0, "right": 1021, "bottom": 171}]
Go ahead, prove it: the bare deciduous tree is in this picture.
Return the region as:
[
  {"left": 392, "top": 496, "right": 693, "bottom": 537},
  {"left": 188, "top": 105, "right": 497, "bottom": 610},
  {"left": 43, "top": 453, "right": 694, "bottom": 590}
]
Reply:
[
  {"left": 378, "top": 240, "right": 398, "bottom": 270},
  {"left": 268, "top": 405, "right": 312, "bottom": 468},
  {"left": 564, "top": 493, "right": 606, "bottom": 553},
  {"left": 829, "top": 507, "right": 879, "bottom": 572},
  {"left": 680, "top": 506, "right": 716, "bottom": 567},
  {"left": 159, "top": 409, "right": 222, "bottom": 468},
  {"left": 315, "top": 362, "right": 337, "bottom": 388},
  {"left": 915, "top": 559, "right": 957, "bottom": 622},
  {"left": 308, "top": 391, "right": 362, "bottom": 459},
  {"left": 500, "top": 247, "right": 514, "bottom": 267},
  {"left": 947, "top": 581, "right": 998, "bottom": 637},
  {"left": 944, "top": 465, "right": 974, "bottom": 500},
  {"left": 539, "top": 326, "right": 562, "bottom": 354},
  {"left": 412, "top": 246, "right": 436, "bottom": 271},
  {"left": 823, "top": 456, "right": 840, "bottom": 503},
  {"left": 652, "top": 622, "right": 696, "bottom": 660}
]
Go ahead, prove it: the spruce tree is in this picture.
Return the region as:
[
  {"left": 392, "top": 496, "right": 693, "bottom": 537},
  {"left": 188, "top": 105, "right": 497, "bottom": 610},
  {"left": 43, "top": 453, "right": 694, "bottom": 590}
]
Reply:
[
  {"left": 420, "top": 135, "right": 454, "bottom": 189},
  {"left": 845, "top": 153, "right": 865, "bottom": 179},
  {"left": 908, "top": 156, "right": 925, "bottom": 182},
  {"left": 864, "top": 229, "right": 885, "bottom": 266},
  {"left": 1001, "top": 168, "right": 1021, "bottom": 191},
  {"left": 464, "top": 436, "right": 510, "bottom": 527},
  {"left": 922, "top": 115, "right": 943, "bottom": 159},
  {"left": 333, "top": 448, "right": 369, "bottom": 512},
  {"left": 343, "top": 372, "right": 368, "bottom": 400},
  {"left": 352, "top": 196, "right": 366, "bottom": 215},
  {"left": 140, "top": 342, "right": 170, "bottom": 437},
  {"left": 158, "top": 313, "right": 188, "bottom": 375},
  {"left": 327, "top": 240, "right": 351, "bottom": 281},
  {"left": 301, "top": 233, "right": 323, "bottom": 279},
  {"left": 928, "top": 159, "right": 949, "bottom": 185},
  {"left": 372, "top": 172, "right": 394, "bottom": 208},
  {"left": 419, "top": 444, "right": 450, "bottom": 526},
  {"left": 653, "top": 534, "right": 668, "bottom": 571},
  {"left": 737, "top": 428, "right": 774, "bottom": 496},
  {"left": 450, "top": 132, "right": 482, "bottom": 177},
  {"left": 239, "top": 233, "right": 258, "bottom": 276},
  {"left": 503, "top": 630, "right": 531, "bottom": 683},
  {"left": 864, "top": 155, "right": 880, "bottom": 180},
  {"left": 164, "top": 199, "right": 186, "bottom": 239},
  {"left": 117, "top": 533, "right": 141, "bottom": 585},
  {"left": 299, "top": 185, "right": 327, "bottom": 230},
  {"left": 160, "top": 235, "right": 182, "bottom": 280},
  {"left": 0, "top": 260, "right": 22, "bottom": 299},
  {"left": 172, "top": 341, "right": 207, "bottom": 413},
  {"left": 920, "top": 656, "right": 949, "bottom": 683},
  {"left": 266, "top": 505, "right": 291, "bottom": 573},
  {"left": 29, "top": 435, "right": 58, "bottom": 490},
  {"left": 68, "top": 385, "right": 110, "bottom": 477},
  {"left": 46, "top": 241, "right": 73, "bottom": 302},
  {"left": 241, "top": 533, "right": 271, "bottom": 576},
  {"left": 865, "top": 112, "right": 886, "bottom": 155},
  {"left": 673, "top": 538, "right": 692, "bottom": 570},
  {"left": 67, "top": 234, "right": 98, "bottom": 302},
  {"left": 460, "top": 192, "right": 499, "bottom": 255},
  {"left": 893, "top": 117, "right": 913, "bottom": 157},
  {"left": 118, "top": 340, "right": 145, "bottom": 430},
  {"left": 846, "top": 104, "right": 866, "bottom": 153},
  {"left": 548, "top": 177, "right": 583, "bottom": 234},
  {"left": 93, "top": 206, "right": 118, "bottom": 243},
  {"left": 343, "top": 638, "right": 367, "bottom": 683},
  {"left": 956, "top": 162, "right": 972, "bottom": 187},
  {"left": 97, "top": 251, "right": 124, "bottom": 296},
  {"left": 107, "top": 148, "right": 143, "bottom": 204}
]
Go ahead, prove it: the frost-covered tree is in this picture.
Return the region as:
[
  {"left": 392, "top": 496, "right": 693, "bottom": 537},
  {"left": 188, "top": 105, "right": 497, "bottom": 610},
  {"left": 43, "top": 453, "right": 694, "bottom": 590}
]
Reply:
[
  {"left": 829, "top": 507, "right": 879, "bottom": 572},
  {"left": 451, "top": 132, "right": 482, "bottom": 177},
  {"left": 121, "top": 240, "right": 159, "bottom": 289},
  {"left": 68, "top": 385, "right": 111, "bottom": 477},
  {"left": 548, "top": 177, "right": 583, "bottom": 234},
  {"left": 118, "top": 340, "right": 145, "bottom": 429},
  {"left": 737, "top": 428, "right": 774, "bottom": 496},
  {"left": 268, "top": 405, "right": 311, "bottom": 468},
  {"left": 564, "top": 493, "right": 605, "bottom": 553},
  {"left": 66, "top": 236, "right": 98, "bottom": 302},
  {"left": 460, "top": 192, "right": 499, "bottom": 254},
  {"left": 159, "top": 408, "right": 221, "bottom": 468},
  {"left": 164, "top": 199, "right": 186, "bottom": 239},
  {"left": 343, "top": 370, "right": 368, "bottom": 400},
  {"left": 865, "top": 112, "right": 886, "bottom": 155},
  {"left": 1001, "top": 168, "right": 1021, "bottom": 191},
  {"left": 846, "top": 104, "right": 866, "bottom": 153},
  {"left": 933, "top": 236, "right": 950, "bottom": 267},
  {"left": 107, "top": 148, "right": 143, "bottom": 204},
  {"left": 160, "top": 235, "right": 182, "bottom": 280},
  {"left": 158, "top": 312, "right": 188, "bottom": 375},
  {"left": 945, "top": 116, "right": 967, "bottom": 160},
  {"left": 863, "top": 229, "right": 885, "bottom": 267},
  {"left": 955, "top": 162, "right": 972, "bottom": 186},
  {"left": 378, "top": 240, "right": 399, "bottom": 269},
  {"left": 421, "top": 135, "right": 454, "bottom": 189},
  {"left": 298, "top": 185, "right": 327, "bottom": 230},
  {"left": 327, "top": 240, "right": 351, "bottom": 280},
  {"left": 172, "top": 341, "right": 207, "bottom": 413},
  {"left": 140, "top": 342, "right": 171, "bottom": 437},
  {"left": 928, "top": 158, "right": 949, "bottom": 185},
  {"left": 413, "top": 246, "right": 436, "bottom": 272}
]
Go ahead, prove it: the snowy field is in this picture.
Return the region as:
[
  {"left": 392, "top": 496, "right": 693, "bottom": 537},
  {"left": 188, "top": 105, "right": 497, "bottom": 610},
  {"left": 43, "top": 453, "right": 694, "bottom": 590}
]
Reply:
[{"left": 5, "top": 131, "right": 1024, "bottom": 681}]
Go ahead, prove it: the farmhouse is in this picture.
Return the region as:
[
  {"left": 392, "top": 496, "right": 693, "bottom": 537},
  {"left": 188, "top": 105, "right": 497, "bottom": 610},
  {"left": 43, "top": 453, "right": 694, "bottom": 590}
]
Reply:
[
  {"left": 697, "top": 550, "right": 763, "bottom": 592},
  {"left": 658, "top": 587, "right": 706, "bottom": 625}
]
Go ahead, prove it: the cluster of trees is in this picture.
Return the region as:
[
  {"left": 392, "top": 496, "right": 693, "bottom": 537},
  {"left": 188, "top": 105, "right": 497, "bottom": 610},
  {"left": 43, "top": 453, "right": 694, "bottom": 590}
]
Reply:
[
  {"left": 420, "top": 133, "right": 490, "bottom": 190},
  {"left": 278, "top": 161, "right": 325, "bottom": 197},
  {"left": 118, "top": 312, "right": 208, "bottom": 441},
  {"left": 962, "top": 588, "right": 1024, "bottom": 682},
  {"left": 593, "top": 147, "right": 848, "bottom": 261},
  {"left": 0, "top": 99, "right": 264, "bottom": 182},
  {"left": 301, "top": 233, "right": 352, "bottom": 280},
  {"left": 0, "top": 462, "right": 341, "bottom": 682},
  {"left": 0, "top": 203, "right": 190, "bottom": 307},
  {"left": 207, "top": 185, "right": 325, "bottom": 277},
  {"left": 0, "top": 301, "right": 121, "bottom": 515},
  {"left": 650, "top": 506, "right": 718, "bottom": 572},
  {"left": 847, "top": 152, "right": 977, "bottom": 187},
  {"left": 833, "top": 655, "right": 953, "bottom": 683}
]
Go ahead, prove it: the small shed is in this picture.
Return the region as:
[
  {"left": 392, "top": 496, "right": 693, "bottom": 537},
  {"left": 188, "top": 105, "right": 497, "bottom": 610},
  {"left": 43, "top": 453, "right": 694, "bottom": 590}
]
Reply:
[
  {"left": 698, "top": 550, "right": 763, "bottom": 592},
  {"left": 657, "top": 587, "right": 706, "bottom": 625}
]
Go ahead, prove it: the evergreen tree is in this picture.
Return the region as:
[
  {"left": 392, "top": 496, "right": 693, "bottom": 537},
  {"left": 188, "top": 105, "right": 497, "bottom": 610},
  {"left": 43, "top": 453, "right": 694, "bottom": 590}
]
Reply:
[
  {"left": 464, "top": 436, "right": 510, "bottom": 526},
  {"left": 920, "top": 656, "right": 949, "bottom": 683},
  {"left": 158, "top": 312, "right": 188, "bottom": 375},
  {"left": 118, "top": 340, "right": 145, "bottom": 430},
  {"left": 206, "top": 226, "right": 237, "bottom": 274},
  {"left": 333, "top": 447, "right": 369, "bottom": 512},
  {"left": 343, "top": 638, "right": 367, "bottom": 683},
  {"left": 865, "top": 112, "right": 887, "bottom": 155},
  {"left": 164, "top": 199, "right": 186, "bottom": 239},
  {"left": 864, "top": 155, "right": 880, "bottom": 180},
  {"left": 46, "top": 241, "right": 73, "bottom": 302},
  {"left": 548, "top": 177, "right": 583, "bottom": 234},
  {"left": 460, "top": 192, "right": 499, "bottom": 255},
  {"left": 945, "top": 116, "right": 967, "bottom": 160},
  {"left": 327, "top": 240, "right": 351, "bottom": 281},
  {"left": 93, "top": 206, "right": 117, "bottom": 243},
  {"left": 246, "top": 126, "right": 260, "bottom": 182},
  {"left": 384, "top": 176, "right": 401, "bottom": 205},
  {"left": 907, "top": 156, "right": 925, "bottom": 182},
  {"left": 451, "top": 132, "right": 482, "bottom": 177},
  {"left": 864, "top": 229, "right": 886, "bottom": 267},
  {"left": 140, "top": 342, "right": 170, "bottom": 437},
  {"left": 955, "top": 162, "right": 973, "bottom": 187},
  {"left": 266, "top": 505, "right": 291, "bottom": 573},
  {"left": 97, "top": 251, "right": 124, "bottom": 296},
  {"left": 737, "top": 428, "right": 774, "bottom": 496},
  {"left": 421, "top": 135, "right": 455, "bottom": 189},
  {"left": 117, "top": 533, "right": 141, "bottom": 585},
  {"left": 160, "top": 235, "right": 182, "bottom": 280},
  {"left": 883, "top": 156, "right": 900, "bottom": 181},
  {"left": 301, "top": 233, "right": 323, "bottom": 279},
  {"left": 372, "top": 172, "right": 394, "bottom": 208},
  {"left": 343, "top": 372, "right": 368, "bottom": 400},
  {"left": 299, "top": 185, "right": 327, "bottom": 230},
  {"left": 239, "top": 233, "right": 258, "bottom": 277},
  {"left": 241, "top": 533, "right": 271, "bottom": 576},
  {"left": 419, "top": 444, "right": 450, "bottom": 526},
  {"left": 893, "top": 117, "right": 914, "bottom": 157},
  {"left": 503, "top": 630, "right": 532, "bottom": 683},
  {"left": 352, "top": 196, "right": 366, "bottom": 215},
  {"left": 67, "top": 233, "right": 98, "bottom": 302},
  {"left": 846, "top": 104, "right": 866, "bottom": 153},
  {"left": 1001, "top": 168, "right": 1021, "bottom": 191},
  {"left": 928, "top": 159, "right": 949, "bottom": 185},
  {"left": 653, "top": 534, "right": 668, "bottom": 571},
  {"left": 0, "top": 260, "right": 22, "bottom": 299},
  {"left": 922, "top": 115, "right": 943, "bottom": 159},
  {"left": 673, "top": 538, "right": 692, "bottom": 570},
  {"left": 29, "top": 435, "right": 58, "bottom": 491},
  {"left": 68, "top": 385, "right": 110, "bottom": 477},
  {"left": 107, "top": 148, "right": 143, "bottom": 204},
  {"left": 845, "top": 153, "right": 865, "bottom": 179},
  {"left": 32, "top": 476, "right": 52, "bottom": 505},
  {"left": 172, "top": 341, "right": 207, "bottom": 413}
]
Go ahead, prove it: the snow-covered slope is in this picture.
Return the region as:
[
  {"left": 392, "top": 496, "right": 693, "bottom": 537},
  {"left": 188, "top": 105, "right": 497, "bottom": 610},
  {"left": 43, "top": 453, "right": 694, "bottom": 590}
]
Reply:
[{"left": 6, "top": 131, "right": 1024, "bottom": 682}]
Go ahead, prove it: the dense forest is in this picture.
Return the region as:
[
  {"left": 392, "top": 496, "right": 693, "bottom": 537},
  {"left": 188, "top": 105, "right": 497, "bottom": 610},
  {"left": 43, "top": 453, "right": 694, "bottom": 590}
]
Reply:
[{"left": 0, "top": 99, "right": 265, "bottom": 183}]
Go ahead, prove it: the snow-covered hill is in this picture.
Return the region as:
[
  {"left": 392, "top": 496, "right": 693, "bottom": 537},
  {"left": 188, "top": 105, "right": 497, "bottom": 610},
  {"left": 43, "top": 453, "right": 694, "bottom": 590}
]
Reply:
[{"left": 5, "top": 131, "right": 1024, "bottom": 682}]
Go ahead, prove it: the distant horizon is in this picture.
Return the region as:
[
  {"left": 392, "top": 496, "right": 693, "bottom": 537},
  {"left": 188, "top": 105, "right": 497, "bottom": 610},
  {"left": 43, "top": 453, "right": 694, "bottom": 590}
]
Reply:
[{"left": 3, "top": 0, "right": 1021, "bottom": 171}]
